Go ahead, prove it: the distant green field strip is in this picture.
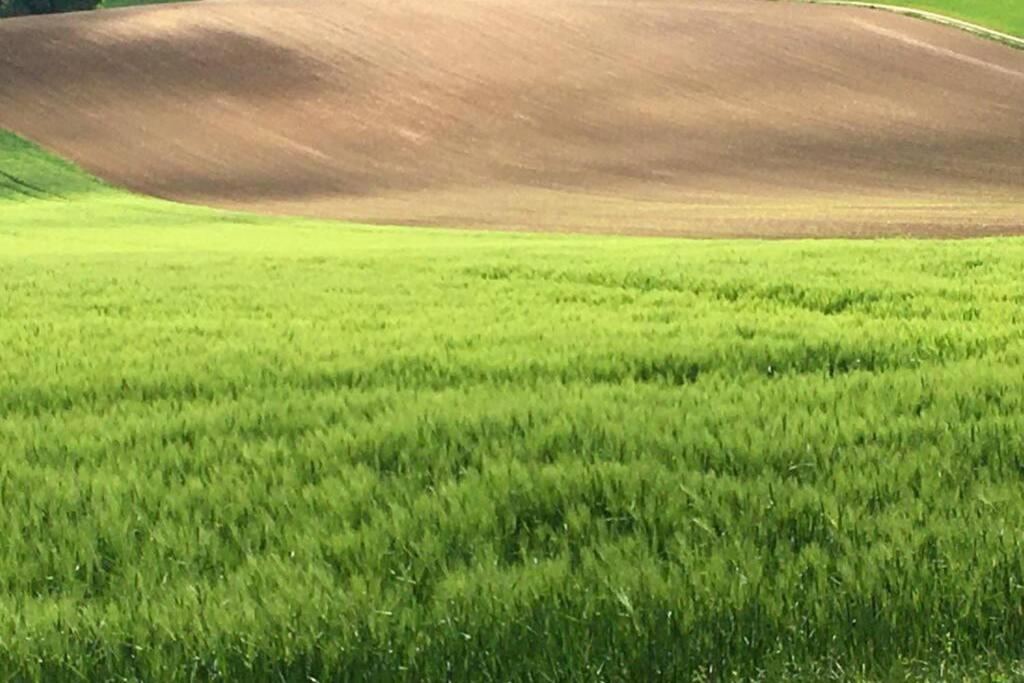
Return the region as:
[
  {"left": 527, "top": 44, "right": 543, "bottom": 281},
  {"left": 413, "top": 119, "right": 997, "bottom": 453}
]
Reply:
[
  {"left": 900, "top": 0, "right": 1024, "bottom": 36},
  {"left": 807, "top": 0, "right": 1024, "bottom": 39},
  {"left": 5, "top": 132, "right": 1024, "bottom": 681}
]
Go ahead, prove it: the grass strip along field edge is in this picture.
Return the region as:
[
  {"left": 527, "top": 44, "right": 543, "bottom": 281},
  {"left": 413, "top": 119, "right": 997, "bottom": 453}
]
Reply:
[{"left": 801, "top": 0, "right": 1024, "bottom": 46}]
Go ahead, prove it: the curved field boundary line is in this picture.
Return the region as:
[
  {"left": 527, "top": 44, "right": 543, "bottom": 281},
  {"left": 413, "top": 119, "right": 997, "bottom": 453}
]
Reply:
[{"left": 800, "top": 1, "right": 1024, "bottom": 49}]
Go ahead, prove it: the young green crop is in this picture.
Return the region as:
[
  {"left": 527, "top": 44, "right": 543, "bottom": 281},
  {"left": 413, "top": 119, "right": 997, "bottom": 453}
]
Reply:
[{"left": 3, "top": 134, "right": 1024, "bottom": 681}]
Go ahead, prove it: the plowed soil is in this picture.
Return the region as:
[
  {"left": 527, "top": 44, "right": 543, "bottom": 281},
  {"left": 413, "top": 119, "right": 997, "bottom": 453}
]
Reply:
[{"left": 1, "top": 0, "right": 1022, "bottom": 237}]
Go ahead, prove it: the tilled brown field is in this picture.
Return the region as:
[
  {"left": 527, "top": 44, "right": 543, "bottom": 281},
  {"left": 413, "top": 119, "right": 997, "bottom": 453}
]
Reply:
[{"left": 0, "top": 0, "right": 1022, "bottom": 237}]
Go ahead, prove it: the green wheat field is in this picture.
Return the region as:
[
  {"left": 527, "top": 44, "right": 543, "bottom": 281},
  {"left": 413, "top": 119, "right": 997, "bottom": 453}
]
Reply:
[{"left": 4, "top": 109, "right": 1024, "bottom": 682}]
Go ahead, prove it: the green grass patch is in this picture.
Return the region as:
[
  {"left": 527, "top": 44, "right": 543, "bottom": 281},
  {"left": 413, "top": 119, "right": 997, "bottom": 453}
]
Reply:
[
  {"left": 4, "top": 136, "right": 1024, "bottom": 681},
  {"left": 894, "top": 0, "right": 1024, "bottom": 36},
  {"left": 0, "top": 130, "right": 109, "bottom": 200}
]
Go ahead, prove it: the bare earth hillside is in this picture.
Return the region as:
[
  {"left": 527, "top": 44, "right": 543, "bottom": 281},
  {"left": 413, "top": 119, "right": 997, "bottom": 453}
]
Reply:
[{"left": 0, "top": 0, "right": 1022, "bottom": 237}]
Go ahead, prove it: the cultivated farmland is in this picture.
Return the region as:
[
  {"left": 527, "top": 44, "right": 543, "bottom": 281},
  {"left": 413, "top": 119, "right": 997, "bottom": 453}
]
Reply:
[
  {"left": 1, "top": 0, "right": 1022, "bottom": 237},
  {"left": 2, "top": 0, "right": 1024, "bottom": 681}
]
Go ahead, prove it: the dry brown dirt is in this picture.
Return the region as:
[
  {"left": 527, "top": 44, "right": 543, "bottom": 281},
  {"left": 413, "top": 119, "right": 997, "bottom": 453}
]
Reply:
[{"left": 0, "top": 0, "right": 1022, "bottom": 237}]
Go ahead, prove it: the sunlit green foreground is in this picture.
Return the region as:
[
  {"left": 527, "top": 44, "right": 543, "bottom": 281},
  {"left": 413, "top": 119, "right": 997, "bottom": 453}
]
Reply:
[{"left": 3, "top": 130, "right": 1024, "bottom": 681}]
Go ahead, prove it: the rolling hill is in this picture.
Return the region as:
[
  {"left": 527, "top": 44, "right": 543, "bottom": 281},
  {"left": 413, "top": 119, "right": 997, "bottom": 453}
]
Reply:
[{"left": 0, "top": 0, "right": 1022, "bottom": 237}]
